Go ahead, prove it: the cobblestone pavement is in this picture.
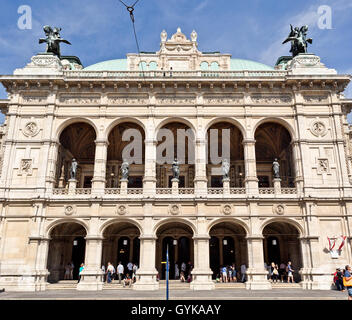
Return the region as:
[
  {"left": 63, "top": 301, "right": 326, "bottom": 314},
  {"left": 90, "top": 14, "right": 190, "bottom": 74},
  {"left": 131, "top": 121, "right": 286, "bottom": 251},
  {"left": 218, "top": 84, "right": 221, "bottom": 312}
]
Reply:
[{"left": 0, "top": 289, "right": 348, "bottom": 300}]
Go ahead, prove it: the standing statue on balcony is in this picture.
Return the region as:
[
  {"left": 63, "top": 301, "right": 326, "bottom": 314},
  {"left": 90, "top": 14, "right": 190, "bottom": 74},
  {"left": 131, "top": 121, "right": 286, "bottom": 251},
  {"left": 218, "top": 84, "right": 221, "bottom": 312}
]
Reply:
[
  {"left": 282, "top": 24, "right": 312, "bottom": 57},
  {"left": 222, "top": 159, "right": 230, "bottom": 180},
  {"left": 172, "top": 158, "right": 180, "bottom": 180},
  {"left": 272, "top": 158, "right": 280, "bottom": 179},
  {"left": 70, "top": 158, "right": 78, "bottom": 180},
  {"left": 39, "top": 25, "right": 71, "bottom": 58},
  {"left": 121, "top": 159, "right": 129, "bottom": 180}
]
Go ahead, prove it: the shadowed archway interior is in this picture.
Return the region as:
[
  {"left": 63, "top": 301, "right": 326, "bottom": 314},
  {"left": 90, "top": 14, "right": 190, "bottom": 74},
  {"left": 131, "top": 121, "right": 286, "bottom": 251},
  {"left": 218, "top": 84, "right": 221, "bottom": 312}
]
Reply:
[
  {"left": 263, "top": 221, "right": 302, "bottom": 282},
  {"left": 47, "top": 222, "right": 87, "bottom": 283},
  {"left": 57, "top": 122, "right": 97, "bottom": 188},
  {"left": 209, "top": 222, "right": 248, "bottom": 279},
  {"left": 255, "top": 122, "right": 294, "bottom": 188}
]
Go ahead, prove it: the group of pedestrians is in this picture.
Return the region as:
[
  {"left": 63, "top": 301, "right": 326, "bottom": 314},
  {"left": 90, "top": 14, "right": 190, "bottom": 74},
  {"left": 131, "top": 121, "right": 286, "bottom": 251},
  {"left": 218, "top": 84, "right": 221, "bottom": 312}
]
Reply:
[
  {"left": 215, "top": 263, "right": 247, "bottom": 283},
  {"left": 103, "top": 261, "right": 138, "bottom": 287},
  {"left": 265, "top": 261, "right": 295, "bottom": 283},
  {"left": 64, "top": 261, "right": 75, "bottom": 280},
  {"left": 175, "top": 261, "right": 193, "bottom": 283},
  {"left": 333, "top": 265, "right": 352, "bottom": 300}
]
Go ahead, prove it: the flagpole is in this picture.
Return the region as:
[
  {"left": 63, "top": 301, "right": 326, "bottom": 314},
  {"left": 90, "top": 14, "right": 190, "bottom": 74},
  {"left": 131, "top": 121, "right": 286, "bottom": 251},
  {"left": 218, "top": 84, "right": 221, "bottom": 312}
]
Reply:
[{"left": 166, "top": 244, "right": 169, "bottom": 301}]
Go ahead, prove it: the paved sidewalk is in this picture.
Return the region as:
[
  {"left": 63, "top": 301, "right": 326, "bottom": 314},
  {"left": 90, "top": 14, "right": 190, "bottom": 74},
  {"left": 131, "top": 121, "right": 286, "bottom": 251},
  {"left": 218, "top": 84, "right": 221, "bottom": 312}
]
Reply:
[{"left": 0, "top": 288, "right": 348, "bottom": 300}]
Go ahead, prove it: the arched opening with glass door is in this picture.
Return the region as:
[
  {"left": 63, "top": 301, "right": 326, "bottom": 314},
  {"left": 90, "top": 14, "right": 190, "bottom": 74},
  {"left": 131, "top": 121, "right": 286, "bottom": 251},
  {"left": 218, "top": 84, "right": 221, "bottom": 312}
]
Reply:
[
  {"left": 101, "top": 222, "right": 141, "bottom": 275},
  {"left": 56, "top": 122, "right": 97, "bottom": 188},
  {"left": 155, "top": 221, "right": 194, "bottom": 280},
  {"left": 156, "top": 121, "right": 195, "bottom": 189},
  {"left": 255, "top": 122, "right": 294, "bottom": 188},
  {"left": 107, "top": 122, "right": 145, "bottom": 188},
  {"left": 209, "top": 221, "right": 248, "bottom": 280},
  {"left": 206, "top": 121, "right": 245, "bottom": 188},
  {"left": 263, "top": 221, "right": 303, "bottom": 283},
  {"left": 47, "top": 222, "right": 87, "bottom": 283}
]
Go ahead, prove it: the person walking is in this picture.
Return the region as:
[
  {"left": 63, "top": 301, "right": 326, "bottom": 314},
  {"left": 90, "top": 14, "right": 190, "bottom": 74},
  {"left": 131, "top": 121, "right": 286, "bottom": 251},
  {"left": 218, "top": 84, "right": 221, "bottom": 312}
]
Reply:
[
  {"left": 117, "top": 261, "right": 124, "bottom": 284},
  {"left": 106, "top": 262, "right": 115, "bottom": 284},
  {"left": 64, "top": 263, "right": 71, "bottom": 280},
  {"left": 272, "top": 264, "right": 279, "bottom": 283},
  {"left": 333, "top": 268, "right": 344, "bottom": 291},
  {"left": 132, "top": 263, "right": 138, "bottom": 283},
  {"left": 231, "top": 263, "right": 237, "bottom": 282},
  {"left": 240, "top": 264, "right": 247, "bottom": 283},
  {"left": 175, "top": 262, "right": 180, "bottom": 280},
  {"left": 279, "top": 262, "right": 286, "bottom": 282},
  {"left": 343, "top": 265, "right": 352, "bottom": 300},
  {"left": 127, "top": 261, "right": 133, "bottom": 277},
  {"left": 287, "top": 261, "right": 295, "bottom": 283},
  {"left": 180, "top": 271, "right": 186, "bottom": 282},
  {"left": 78, "top": 263, "right": 84, "bottom": 283},
  {"left": 69, "top": 261, "right": 74, "bottom": 280},
  {"left": 221, "top": 266, "right": 227, "bottom": 283}
]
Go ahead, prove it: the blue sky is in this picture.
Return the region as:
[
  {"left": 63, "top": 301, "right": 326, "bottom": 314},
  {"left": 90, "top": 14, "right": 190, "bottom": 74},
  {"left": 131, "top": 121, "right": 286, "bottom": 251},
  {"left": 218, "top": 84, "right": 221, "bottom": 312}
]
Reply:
[{"left": 1, "top": 0, "right": 352, "bottom": 121}]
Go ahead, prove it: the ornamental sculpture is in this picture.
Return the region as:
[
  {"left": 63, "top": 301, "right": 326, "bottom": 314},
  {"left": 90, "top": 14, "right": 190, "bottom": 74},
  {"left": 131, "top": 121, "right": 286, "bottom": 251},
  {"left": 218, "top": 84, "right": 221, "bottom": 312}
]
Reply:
[
  {"left": 222, "top": 159, "right": 230, "bottom": 180},
  {"left": 70, "top": 158, "right": 78, "bottom": 180},
  {"left": 172, "top": 158, "right": 180, "bottom": 180},
  {"left": 282, "top": 25, "right": 313, "bottom": 57},
  {"left": 121, "top": 159, "right": 129, "bottom": 180},
  {"left": 39, "top": 26, "right": 71, "bottom": 58},
  {"left": 273, "top": 158, "right": 280, "bottom": 179}
]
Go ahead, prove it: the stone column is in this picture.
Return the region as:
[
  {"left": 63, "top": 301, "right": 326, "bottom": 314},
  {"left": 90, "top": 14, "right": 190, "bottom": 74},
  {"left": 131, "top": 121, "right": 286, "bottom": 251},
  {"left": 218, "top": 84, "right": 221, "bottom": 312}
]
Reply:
[
  {"left": 143, "top": 139, "right": 157, "bottom": 196},
  {"left": 68, "top": 179, "right": 77, "bottom": 195},
  {"left": 45, "top": 141, "right": 60, "bottom": 194},
  {"left": 77, "top": 236, "right": 104, "bottom": 291},
  {"left": 194, "top": 138, "right": 208, "bottom": 196},
  {"left": 273, "top": 178, "right": 281, "bottom": 195},
  {"left": 172, "top": 178, "right": 179, "bottom": 195},
  {"left": 91, "top": 139, "right": 108, "bottom": 195},
  {"left": 223, "top": 178, "right": 230, "bottom": 196},
  {"left": 120, "top": 178, "right": 128, "bottom": 195},
  {"left": 243, "top": 139, "right": 258, "bottom": 195},
  {"left": 246, "top": 235, "right": 272, "bottom": 290},
  {"left": 133, "top": 235, "right": 159, "bottom": 290},
  {"left": 291, "top": 141, "right": 304, "bottom": 195},
  {"left": 190, "top": 235, "right": 215, "bottom": 290}
]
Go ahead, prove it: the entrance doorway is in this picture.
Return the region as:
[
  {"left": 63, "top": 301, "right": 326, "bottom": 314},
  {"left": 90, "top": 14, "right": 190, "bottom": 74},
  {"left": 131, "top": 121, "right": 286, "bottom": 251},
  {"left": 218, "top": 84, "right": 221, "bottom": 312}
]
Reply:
[
  {"left": 263, "top": 221, "right": 303, "bottom": 282},
  {"left": 209, "top": 222, "right": 247, "bottom": 279},
  {"left": 47, "top": 222, "right": 87, "bottom": 283},
  {"left": 156, "top": 222, "right": 194, "bottom": 280}
]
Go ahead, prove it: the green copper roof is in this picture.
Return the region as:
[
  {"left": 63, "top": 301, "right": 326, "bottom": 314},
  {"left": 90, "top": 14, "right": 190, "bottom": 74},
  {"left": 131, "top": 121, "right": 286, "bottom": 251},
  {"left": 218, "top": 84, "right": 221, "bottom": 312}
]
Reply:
[
  {"left": 230, "top": 59, "right": 274, "bottom": 71},
  {"left": 84, "top": 58, "right": 273, "bottom": 71},
  {"left": 84, "top": 59, "right": 128, "bottom": 71}
]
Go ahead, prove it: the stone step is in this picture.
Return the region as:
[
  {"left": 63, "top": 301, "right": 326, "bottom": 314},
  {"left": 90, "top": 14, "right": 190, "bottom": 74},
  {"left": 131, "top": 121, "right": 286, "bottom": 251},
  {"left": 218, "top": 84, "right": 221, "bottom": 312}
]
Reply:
[{"left": 271, "top": 283, "right": 301, "bottom": 288}]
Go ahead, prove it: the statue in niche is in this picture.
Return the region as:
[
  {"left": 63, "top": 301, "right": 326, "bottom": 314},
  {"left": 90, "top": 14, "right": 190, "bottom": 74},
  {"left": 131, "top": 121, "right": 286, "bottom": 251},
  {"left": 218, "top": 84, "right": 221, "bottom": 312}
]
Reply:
[
  {"left": 70, "top": 158, "right": 78, "bottom": 180},
  {"left": 282, "top": 24, "right": 312, "bottom": 57},
  {"left": 121, "top": 159, "right": 129, "bottom": 180},
  {"left": 39, "top": 26, "right": 71, "bottom": 58},
  {"left": 272, "top": 158, "right": 280, "bottom": 179},
  {"left": 222, "top": 159, "right": 230, "bottom": 180},
  {"left": 172, "top": 158, "right": 180, "bottom": 180}
]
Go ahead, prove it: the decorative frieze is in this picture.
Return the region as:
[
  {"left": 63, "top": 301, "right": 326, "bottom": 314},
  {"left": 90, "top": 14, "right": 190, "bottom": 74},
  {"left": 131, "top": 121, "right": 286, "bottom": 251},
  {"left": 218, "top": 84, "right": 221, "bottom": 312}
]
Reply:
[
  {"left": 303, "top": 95, "right": 329, "bottom": 104},
  {"left": 251, "top": 94, "right": 292, "bottom": 104},
  {"left": 203, "top": 95, "right": 243, "bottom": 105},
  {"left": 22, "top": 95, "right": 47, "bottom": 104},
  {"left": 59, "top": 95, "right": 101, "bottom": 104},
  {"left": 108, "top": 95, "right": 148, "bottom": 105},
  {"left": 156, "top": 94, "right": 195, "bottom": 105}
]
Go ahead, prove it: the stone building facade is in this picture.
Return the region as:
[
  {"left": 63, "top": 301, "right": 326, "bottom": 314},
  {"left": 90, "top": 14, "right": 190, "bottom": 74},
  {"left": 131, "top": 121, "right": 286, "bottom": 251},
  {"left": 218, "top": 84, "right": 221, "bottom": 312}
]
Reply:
[{"left": 0, "top": 28, "right": 352, "bottom": 292}]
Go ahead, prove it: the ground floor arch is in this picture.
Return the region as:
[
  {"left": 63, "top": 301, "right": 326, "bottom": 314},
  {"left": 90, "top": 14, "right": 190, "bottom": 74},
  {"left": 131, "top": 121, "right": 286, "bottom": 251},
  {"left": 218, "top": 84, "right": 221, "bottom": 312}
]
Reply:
[
  {"left": 155, "top": 222, "right": 194, "bottom": 280},
  {"left": 263, "top": 221, "right": 303, "bottom": 282},
  {"left": 101, "top": 222, "right": 141, "bottom": 272},
  {"left": 47, "top": 222, "right": 87, "bottom": 283},
  {"left": 209, "top": 221, "right": 248, "bottom": 279}
]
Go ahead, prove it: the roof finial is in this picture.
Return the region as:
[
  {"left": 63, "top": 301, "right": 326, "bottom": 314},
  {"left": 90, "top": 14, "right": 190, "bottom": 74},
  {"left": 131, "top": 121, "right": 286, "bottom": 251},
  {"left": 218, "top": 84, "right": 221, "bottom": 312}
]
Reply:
[{"left": 177, "top": 27, "right": 181, "bottom": 33}]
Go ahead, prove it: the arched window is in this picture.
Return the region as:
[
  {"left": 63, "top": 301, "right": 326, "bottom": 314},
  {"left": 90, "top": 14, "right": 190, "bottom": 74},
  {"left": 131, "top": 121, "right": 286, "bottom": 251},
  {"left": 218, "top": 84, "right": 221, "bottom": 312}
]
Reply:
[
  {"left": 200, "top": 61, "right": 209, "bottom": 71},
  {"left": 149, "top": 61, "right": 158, "bottom": 70},
  {"left": 210, "top": 62, "right": 219, "bottom": 71}
]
